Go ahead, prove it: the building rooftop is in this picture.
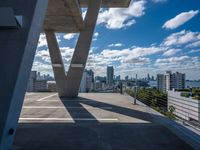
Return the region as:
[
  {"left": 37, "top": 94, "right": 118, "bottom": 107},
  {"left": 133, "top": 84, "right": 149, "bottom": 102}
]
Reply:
[{"left": 13, "top": 93, "right": 195, "bottom": 150}]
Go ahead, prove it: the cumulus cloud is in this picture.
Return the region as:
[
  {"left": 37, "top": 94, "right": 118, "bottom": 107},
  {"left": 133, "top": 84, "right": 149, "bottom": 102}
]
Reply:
[
  {"left": 163, "top": 30, "right": 200, "bottom": 46},
  {"left": 156, "top": 56, "right": 193, "bottom": 63},
  {"left": 94, "top": 32, "right": 99, "bottom": 38},
  {"left": 60, "top": 47, "right": 74, "bottom": 61},
  {"left": 93, "top": 32, "right": 99, "bottom": 41},
  {"left": 108, "top": 43, "right": 123, "bottom": 47},
  {"left": 155, "top": 56, "right": 200, "bottom": 71},
  {"left": 35, "top": 49, "right": 49, "bottom": 58},
  {"left": 186, "top": 41, "right": 200, "bottom": 48},
  {"left": 123, "top": 57, "right": 150, "bottom": 64},
  {"left": 37, "top": 33, "right": 61, "bottom": 48},
  {"left": 101, "top": 46, "right": 165, "bottom": 60},
  {"left": 85, "top": 45, "right": 165, "bottom": 76},
  {"left": 34, "top": 30, "right": 200, "bottom": 79},
  {"left": 152, "top": 0, "right": 167, "bottom": 3},
  {"left": 35, "top": 49, "right": 50, "bottom": 63},
  {"left": 163, "top": 10, "right": 199, "bottom": 30},
  {"left": 97, "top": 0, "right": 146, "bottom": 29},
  {"left": 163, "top": 49, "right": 181, "bottom": 57},
  {"left": 34, "top": 47, "right": 75, "bottom": 74},
  {"left": 32, "top": 61, "right": 53, "bottom": 75},
  {"left": 37, "top": 34, "right": 47, "bottom": 48},
  {"left": 63, "top": 33, "right": 77, "bottom": 40},
  {"left": 188, "top": 49, "right": 200, "bottom": 54}
]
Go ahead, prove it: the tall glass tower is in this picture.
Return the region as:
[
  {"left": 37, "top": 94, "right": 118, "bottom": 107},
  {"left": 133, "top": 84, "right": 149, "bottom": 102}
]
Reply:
[{"left": 107, "top": 66, "right": 114, "bottom": 86}]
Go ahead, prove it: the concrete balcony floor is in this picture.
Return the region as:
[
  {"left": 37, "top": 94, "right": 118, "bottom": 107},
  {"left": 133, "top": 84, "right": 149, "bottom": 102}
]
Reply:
[{"left": 13, "top": 93, "right": 194, "bottom": 150}]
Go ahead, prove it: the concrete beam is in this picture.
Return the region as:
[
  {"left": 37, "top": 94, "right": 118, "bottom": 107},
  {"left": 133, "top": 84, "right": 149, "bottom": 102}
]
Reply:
[
  {"left": 0, "top": 0, "right": 48, "bottom": 149},
  {"left": 45, "top": 31, "right": 68, "bottom": 97},
  {"left": 44, "top": 0, "right": 84, "bottom": 32},
  {"left": 63, "top": 0, "right": 102, "bottom": 97},
  {"left": 79, "top": 0, "right": 131, "bottom": 7}
]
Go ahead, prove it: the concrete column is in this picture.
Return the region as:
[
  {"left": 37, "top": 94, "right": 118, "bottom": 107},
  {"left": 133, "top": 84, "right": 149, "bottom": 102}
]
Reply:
[
  {"left": 45, "top": 31, "right": 68, "bottom": 97},
  {"left": 0, "top": 0, "right": 48, "bottom": 149},
  {"left": 64, "top": 0, "right": 102, "bottom": 97}
]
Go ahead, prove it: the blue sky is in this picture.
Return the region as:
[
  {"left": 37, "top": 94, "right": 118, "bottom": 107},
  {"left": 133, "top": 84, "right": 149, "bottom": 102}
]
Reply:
[{"left": 33, "top": 0, "right": 200, "bottom": 80}]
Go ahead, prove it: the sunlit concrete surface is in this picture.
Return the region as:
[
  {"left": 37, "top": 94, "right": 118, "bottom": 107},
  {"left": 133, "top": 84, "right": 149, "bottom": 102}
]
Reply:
[{"left": 12, "top": 93, "right": 194, "bottom": 150}]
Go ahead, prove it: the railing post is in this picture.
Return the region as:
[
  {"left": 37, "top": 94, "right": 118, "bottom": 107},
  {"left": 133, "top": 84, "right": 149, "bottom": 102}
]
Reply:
[{"left": 134, "top": 86, "right": 137, "bottom": 105}]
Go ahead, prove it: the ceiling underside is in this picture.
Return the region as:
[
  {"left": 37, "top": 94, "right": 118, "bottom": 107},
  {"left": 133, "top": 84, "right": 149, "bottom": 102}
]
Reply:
[{"left": 43, "top": 0, "right": 131, "bottom": 32}]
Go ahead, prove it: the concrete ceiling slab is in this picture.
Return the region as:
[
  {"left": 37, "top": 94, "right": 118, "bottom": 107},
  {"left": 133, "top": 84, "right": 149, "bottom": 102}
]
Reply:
[
  {"left": 43, "top": 0, "right": 131, "bottom": 32},
  {"left": 79, "top": 0, "right": 131, "bottom": 7}
]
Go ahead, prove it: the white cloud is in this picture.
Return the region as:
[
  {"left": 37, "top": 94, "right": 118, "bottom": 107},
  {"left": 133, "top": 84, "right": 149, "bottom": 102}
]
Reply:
[
  {"left": 108, "top": 43, "right": 123, "bottom": 47},
  {"left": 156, "top": 56, "right": 193, "bottom": 63},
  {"left": 37, "top": 33, "right": 61, "bottom": 48},
  {"left": 34, "top": 30, "right": 200, "bottom": 80},
  {"left": 37, "top": 34, "right": 47, "bottom": 48},
  {"left": 35, "top": 49, "right": 49, "bottom": 58},
  {"left": 101, "top": 46, "right": 165, "bottom": 60},
  {"left": 130, "top": 46, "right": 166, "bottom": 58},
  {"left": 186, "top": 41, "right": 200, "bottom": 48},
  {"left": 93, "top": 32, "right": 99, "bottom": 41},
  {"left": 163, "top": 49, "right": 181, "bottom": 57},
  {"left": 163, "top": 30, "right": 200, "bottom": 46},
  {"left": 34, "top": 47, "right": 75, "bottom": 73},
  {"left": 152, "top": 0, "right": 167, "bottom": 3},
  {"left": 163, "top": 10, "right": 199, "bottom": 30},
  {"left": 35, "top": 49, "right": 50, "bottom": 63},
  {"left": 63, "top": 33, "right": 77, "bottom": 40},
  {"left": 112, "top": 46, "right": 166, "bottom": 65},
  {"left": 97, "top": 0, "right": 146, "bottom": 29},
  {"left": 188, "top": 49, "right": 200, "bottom": 53},
  {"left": 85, "top": 46, "right": 163, "bottom": 76},
  {"left": 123, "top": 57, "right": 150, "bottom": 64},
  {"left": 155, "top": 56, "right": 200, "bottom": 74},
  {"left": 94, "top": 32, "right": 99, "bottom": 38},
  {"left": 32, "top": 61, "right": 53, "bottom": 76}
]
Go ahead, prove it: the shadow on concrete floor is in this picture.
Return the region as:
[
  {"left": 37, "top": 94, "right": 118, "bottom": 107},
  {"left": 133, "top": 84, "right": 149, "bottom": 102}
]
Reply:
[
  {"left": 14, "top": 95, "right": 194, "bottom": 150},
  {"left": 14, "top": 122, "right": 194, "bottom": 150}
]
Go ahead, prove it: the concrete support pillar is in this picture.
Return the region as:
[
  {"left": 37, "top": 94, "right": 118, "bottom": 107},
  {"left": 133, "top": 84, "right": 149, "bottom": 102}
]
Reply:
[
  {"left": 63, "top": 0, "right": 102, "bottom": 97},
  {"left": 45, "top": 31, "right": 68, "bottom": 97},
  {"left": 0, "top": 0, "right": 48, "bottom": 149},
  {"left": 45, "top": 0, "right": 101, "bottom": 97}
]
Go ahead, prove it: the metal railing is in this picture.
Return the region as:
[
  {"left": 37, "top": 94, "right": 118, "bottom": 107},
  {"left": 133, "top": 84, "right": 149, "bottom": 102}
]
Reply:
[{"left": 124, "top": 88, "right": 200, "bottom": 131}]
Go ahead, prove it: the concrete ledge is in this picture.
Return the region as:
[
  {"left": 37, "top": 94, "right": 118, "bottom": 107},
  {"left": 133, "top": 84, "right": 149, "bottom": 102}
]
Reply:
[
  {"left": 125, "top": 94, "right": 200, "bottom": 150},
  {"left": 79, "top": 0, "right": 131, "bottom": 7}
]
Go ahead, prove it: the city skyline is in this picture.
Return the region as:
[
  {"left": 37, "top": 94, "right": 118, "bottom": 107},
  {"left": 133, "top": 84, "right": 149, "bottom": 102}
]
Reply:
[
  {"left": 33, "top": 0, "right": 200, "bottom": 80},
  {"left": 34, "top": 69, "right": 196, "bottom": 82}
]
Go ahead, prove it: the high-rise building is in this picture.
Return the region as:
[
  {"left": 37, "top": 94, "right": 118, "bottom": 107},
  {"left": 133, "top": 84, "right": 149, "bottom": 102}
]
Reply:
[
  {"left": 171, "top": 72, "right": 185, "bottom": 90},
  {"left": 151, "top": 76, "right": 154, "bottom": 81},
  {"left": 27, "top": 71, "right": 37, "bottom": 92},
  {"left": 95, "top": 76, "right": 106, "bottom": 83},
  {"left": 115, "top": 75, "right": 121, "bottom": 81},
  {"left": 27, "top": 71, "right": 48, "bottom": 92},
  {"left": 147, "top": 73, "right": 150, "bottom": 81},
  {"left": 107, "top": 66, "right": 114, "bottom": 85},
  {"left": 125, "top": 75, "right": 129, "bottom": 81},
  {"left": 30, "top": 71, "right": 37, "bottom": 79},
  {"left": 80, "top": 69, "right": 94, "bottom": 93},
  {"left": 157, "top": 71, "right": 185, "bottom": 92},
  {"left": 86, "top": 69, "right": 94, "bottom": 83},
  {"left": 157, "top": 74, "right": 168, "bottom": 92}
]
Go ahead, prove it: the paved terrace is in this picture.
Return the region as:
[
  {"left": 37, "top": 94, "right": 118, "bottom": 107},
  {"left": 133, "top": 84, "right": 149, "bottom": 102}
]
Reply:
[{"left": 14, "top": 93, "right": 194, "bottom": 150}]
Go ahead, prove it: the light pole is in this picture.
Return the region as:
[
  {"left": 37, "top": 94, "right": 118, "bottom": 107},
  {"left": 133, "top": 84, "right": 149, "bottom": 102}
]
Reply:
[{"left": 134, "top": 74, "right": 137, "bottom": 105}]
